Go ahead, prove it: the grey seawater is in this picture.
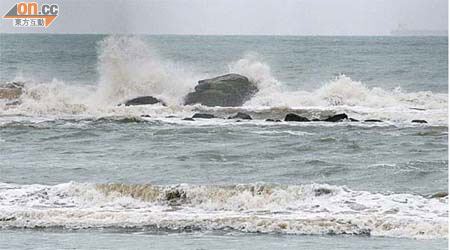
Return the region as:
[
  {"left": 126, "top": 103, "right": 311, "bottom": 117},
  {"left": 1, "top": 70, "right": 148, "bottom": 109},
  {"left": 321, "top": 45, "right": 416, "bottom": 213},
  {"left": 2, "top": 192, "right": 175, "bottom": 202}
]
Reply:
[
  {"left": 0, "top": 230, "right": 447, "bottom": 250},
  {"left": 0, "top": 120, "right": 447, "bottom": 194},
  {"left": 0, "top": 34, "right": 448, "bottom": 249}
]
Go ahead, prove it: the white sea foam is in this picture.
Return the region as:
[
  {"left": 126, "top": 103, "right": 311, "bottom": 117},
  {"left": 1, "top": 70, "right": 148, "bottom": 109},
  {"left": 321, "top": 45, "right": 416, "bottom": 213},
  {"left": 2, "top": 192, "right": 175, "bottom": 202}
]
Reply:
[
  {"left": 0, "top": 182, "right": 447, "bottom": 239},
  {"left": 95, "top": 36, "right": 200, "bottom": 106},
  {"left": 0, "top": 36, "right": 447, "bottom": 125}
]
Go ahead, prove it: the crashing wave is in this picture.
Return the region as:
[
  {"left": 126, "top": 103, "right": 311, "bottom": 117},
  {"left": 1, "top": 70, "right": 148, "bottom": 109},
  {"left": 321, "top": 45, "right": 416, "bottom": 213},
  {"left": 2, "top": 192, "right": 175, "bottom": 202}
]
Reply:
[
  {"left": 0, "top": 182, "right": 447, "bottom": 239},
  {"left": 0, "top": 36, "right": 447, "bottom": 125}
]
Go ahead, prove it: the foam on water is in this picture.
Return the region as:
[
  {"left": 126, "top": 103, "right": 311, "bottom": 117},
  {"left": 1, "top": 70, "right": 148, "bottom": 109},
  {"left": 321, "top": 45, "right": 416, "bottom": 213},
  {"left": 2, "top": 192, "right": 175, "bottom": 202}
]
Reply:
[
  {"left": 0, "top": 182, "right": 447, "bottom": 239},
  {"left": 0, "top": 35, "right": 447, "bottom": 125}
]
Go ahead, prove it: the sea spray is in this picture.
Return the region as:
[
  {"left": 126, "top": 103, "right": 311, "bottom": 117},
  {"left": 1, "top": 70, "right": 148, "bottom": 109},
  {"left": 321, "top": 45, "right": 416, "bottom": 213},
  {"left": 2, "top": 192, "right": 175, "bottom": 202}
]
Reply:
[{"left": 95, "top": 35, "right": 199, "bottom": 106}]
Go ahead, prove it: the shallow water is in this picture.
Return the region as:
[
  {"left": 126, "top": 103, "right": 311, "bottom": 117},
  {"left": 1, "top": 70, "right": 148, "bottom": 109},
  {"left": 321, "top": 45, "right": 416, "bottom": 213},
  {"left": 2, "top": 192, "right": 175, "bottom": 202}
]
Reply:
[{"left": 0, "top": 34, "right": 448, "bottom": 249}]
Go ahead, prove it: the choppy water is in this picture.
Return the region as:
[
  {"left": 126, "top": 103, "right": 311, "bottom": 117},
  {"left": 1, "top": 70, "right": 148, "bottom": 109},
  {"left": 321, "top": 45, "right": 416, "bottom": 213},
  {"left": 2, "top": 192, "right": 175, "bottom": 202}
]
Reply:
[{"left": 0, "top": 34, "right": 448, "bottom": 249}]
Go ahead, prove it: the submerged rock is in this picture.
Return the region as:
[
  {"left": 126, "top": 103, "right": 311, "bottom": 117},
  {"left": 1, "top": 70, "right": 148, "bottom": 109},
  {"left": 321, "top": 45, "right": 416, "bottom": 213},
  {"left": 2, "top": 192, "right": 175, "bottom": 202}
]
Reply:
[
  {"left": 314, "top": 187, "right": 333, "bottom": 196},
  {"left": 124, "top": 96, "right": 165, "bottom": 106},
  {"left": 284, "top": 113, "right": 310, "bottom": 122},
  {"left": 349, "top": 118, "right": 359, "bottom": 122},
  {"left": 165, "top": 189, "right": 186, "bottom": 206},
  {"left": 0, "top": 82, "right": 24, "bottom": 100},
  {"left": 192, "top": 113, "right": 215, "bottom": 119},
  {"left": 412, "top": 120, "right": 428, "bottom": 124},
  {"left": 364, "top": 119, "right": 383, "bottom": 123},
  {"left": 324, "top": 113, "right": 348, "bottom": 122},
  {"left": 430, "top": 192, "right": 448, "bottom": 198},
  {"left": 184, "top": 73, "right": 258, "bottom": 107},
  {"left": 182, "top": 117, "right": 195, "bottom": 121},
  {"left": 228, "top": 112, "right": 252, "bottom": 120}
]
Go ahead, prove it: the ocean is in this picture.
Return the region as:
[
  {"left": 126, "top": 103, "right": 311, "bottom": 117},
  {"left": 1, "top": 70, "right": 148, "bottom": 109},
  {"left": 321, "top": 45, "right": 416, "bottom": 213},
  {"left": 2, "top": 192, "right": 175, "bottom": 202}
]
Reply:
[{"left": 0, "top": 34, "right": 448, "bottom": 249}]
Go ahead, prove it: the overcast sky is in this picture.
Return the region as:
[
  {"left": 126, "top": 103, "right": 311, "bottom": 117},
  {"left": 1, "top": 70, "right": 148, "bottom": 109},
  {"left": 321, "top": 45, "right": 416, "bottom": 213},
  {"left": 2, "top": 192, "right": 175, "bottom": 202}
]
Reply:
[{"left": 0, "top": 0, "right": 448, "bottom": 35}]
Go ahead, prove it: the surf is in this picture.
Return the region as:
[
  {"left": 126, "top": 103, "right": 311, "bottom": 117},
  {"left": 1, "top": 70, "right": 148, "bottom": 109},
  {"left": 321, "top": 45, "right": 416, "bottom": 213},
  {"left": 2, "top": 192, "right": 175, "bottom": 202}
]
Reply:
[
  {"left": 0, "top": 181, "right": 447, "bottom": 239},
  {"left": 0, "top": 36, "right": 447, "bottom": 125}
]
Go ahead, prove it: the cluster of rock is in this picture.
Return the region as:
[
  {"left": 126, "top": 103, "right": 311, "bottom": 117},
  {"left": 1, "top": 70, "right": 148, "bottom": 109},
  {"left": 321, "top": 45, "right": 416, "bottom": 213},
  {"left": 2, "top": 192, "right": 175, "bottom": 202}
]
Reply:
[
  {"left": 166, "top": 111, "right": 428, "bottom": 124},
  {"left": 121, "top": 73, "right": 257, "bottom": 107},
  {"left": 0, "top": 75, "right": 430, "bottom": 125}
]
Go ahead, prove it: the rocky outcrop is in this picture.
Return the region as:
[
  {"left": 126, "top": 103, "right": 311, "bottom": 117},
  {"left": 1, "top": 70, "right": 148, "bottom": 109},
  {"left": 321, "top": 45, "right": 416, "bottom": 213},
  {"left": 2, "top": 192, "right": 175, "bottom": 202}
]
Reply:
[
  {"left": 192, "top": 113, "right": 215, "bottom": 119},
  {"left": 324, "top": 113, "right": 348, "bottom": 122},
  {"left": 364, "top": 119, "right": 383, "bottom": 123},
  {"left": 0, "top": 82, "right": 24, "bottom": 100},
  {"left": 124, "top": 96, "right": 165, "bottom": 106},
  {"left": 314, "top": 187, "right": 333, "bottom": 196},
  {"left": 228, "top": 112, "right": 252, "bottom": 120},
  {"left": 430, "top": 192, "right": 448, "bottom": 198},
  {"left": 412, "top": 120, "right": 428, "bottom": 124},
  {"left": 284, "top": 113, "right": 310, "bottom": 122},
  {"left": 184, "top": 74, "right": 258, "bottom": 107}
]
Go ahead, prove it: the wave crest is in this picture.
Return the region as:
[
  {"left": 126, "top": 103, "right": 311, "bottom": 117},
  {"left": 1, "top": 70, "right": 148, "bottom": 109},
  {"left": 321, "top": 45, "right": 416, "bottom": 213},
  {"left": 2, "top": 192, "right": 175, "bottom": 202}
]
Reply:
[{"left": 0, "top": 182, "right": 447, "bottom": 239}]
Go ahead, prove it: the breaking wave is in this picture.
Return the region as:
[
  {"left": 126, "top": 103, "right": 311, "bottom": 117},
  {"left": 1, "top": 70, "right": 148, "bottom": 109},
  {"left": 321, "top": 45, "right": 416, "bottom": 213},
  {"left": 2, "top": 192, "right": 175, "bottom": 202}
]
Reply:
[
  {"left": 0, "top": 36, "right": 447, "bottom": 124},
  {"left": 0, "top": 182, "right": 447, "bottom": 239}
]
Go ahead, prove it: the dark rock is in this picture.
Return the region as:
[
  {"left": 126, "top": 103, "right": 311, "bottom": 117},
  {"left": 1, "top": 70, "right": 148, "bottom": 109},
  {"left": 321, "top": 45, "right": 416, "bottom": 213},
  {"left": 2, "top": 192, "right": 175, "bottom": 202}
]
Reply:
[
  {"left": 312, "top": 118, "right": 321, "bottom": 121},
  {"left": 364, "top": 119, "right": 383, "bottom": 123},
  {"left": 184, "top": 73, "right": 258, "bottom": 107},
  {"left": 140, "top": 115, "right": 151, "bottom": 118},
  {"left": 192, "top": 113, "right": 215, "bottom": 119},
  {"left": 349, "top": 118, "right": 359, "bottom": 122},
  {"left": 324, "top": 113, "right": 348, "bottom": 122},
  {"left": 182, "top": 117, "right": 195, "bottom": 121},
  {"left": 166, "top": 115, "right": 177, "bottom": 118},
  {"left": 124, "top": 96, "right": 165, "bottom": 106},
  {"left": 165, "top": 189, "right": 186, "bottom": 205},
  {"left": 228, "top": 112, "right": 252, "bottom": 120},
  {"left": 0, "top": 216, "right": 16, "bottom": 222},
  {"left": 412, "top": 120, "right": 428, "bottom": 124},
  {"left": 6, "top": 100, "right": 21, "bottom": 106},
  {"left": 409, "top": 107, "right": 426, "bottom": 111},
  {"left": 265, "top": 119, "right": 282, "bottom": 122},
  {"left": 357, "top": 228, "right": 372, "bottom": 236},
  {"left": 97, "top": 116, "right": 142, "bottom": 123},
  {"left": 284, "top": 113, "right": 310, "bottom": 122},
  {"left": 314, "top": 188, "right": 333, "bottom": 196},
  {"left": 430, "top": 192, "right": 448, "bottom": 198}
]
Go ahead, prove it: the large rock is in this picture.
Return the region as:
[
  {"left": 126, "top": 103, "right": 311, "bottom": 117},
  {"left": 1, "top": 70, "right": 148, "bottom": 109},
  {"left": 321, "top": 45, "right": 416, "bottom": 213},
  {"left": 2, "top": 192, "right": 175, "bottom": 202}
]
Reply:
[
  {"left": 124, "top": 96, "right": 165, "bottom": 106},
  {"left": 184, "top": 74, "right": 258, "bottom": 107},
  {"left": 228, "top": 112, "right": 252, "bottom": 120},
  {"left": 192, "top": 113, "right": 215, "bottom": 119},
  {"left": 284, "top": 113, "right": 310, "bottom": 122},
  {"left": 324, "top": 113, "right": 348, "bottom": 122},
  {"left": 0, "top": 82, "right": 24, "bottom": 100}
]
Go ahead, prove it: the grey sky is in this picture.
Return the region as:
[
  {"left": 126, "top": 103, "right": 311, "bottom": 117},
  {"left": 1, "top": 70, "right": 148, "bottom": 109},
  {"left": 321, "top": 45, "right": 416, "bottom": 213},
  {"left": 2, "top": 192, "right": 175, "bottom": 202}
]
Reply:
[{"left": 0, "top": 0, "right": 447, "bottom": 35}]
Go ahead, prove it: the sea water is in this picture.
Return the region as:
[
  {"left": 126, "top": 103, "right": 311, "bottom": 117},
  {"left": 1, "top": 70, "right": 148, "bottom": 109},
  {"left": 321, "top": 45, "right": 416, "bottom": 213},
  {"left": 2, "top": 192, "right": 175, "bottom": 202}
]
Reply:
[{"left": 0, "top": 34, "right": 448, "bottom": 249}]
